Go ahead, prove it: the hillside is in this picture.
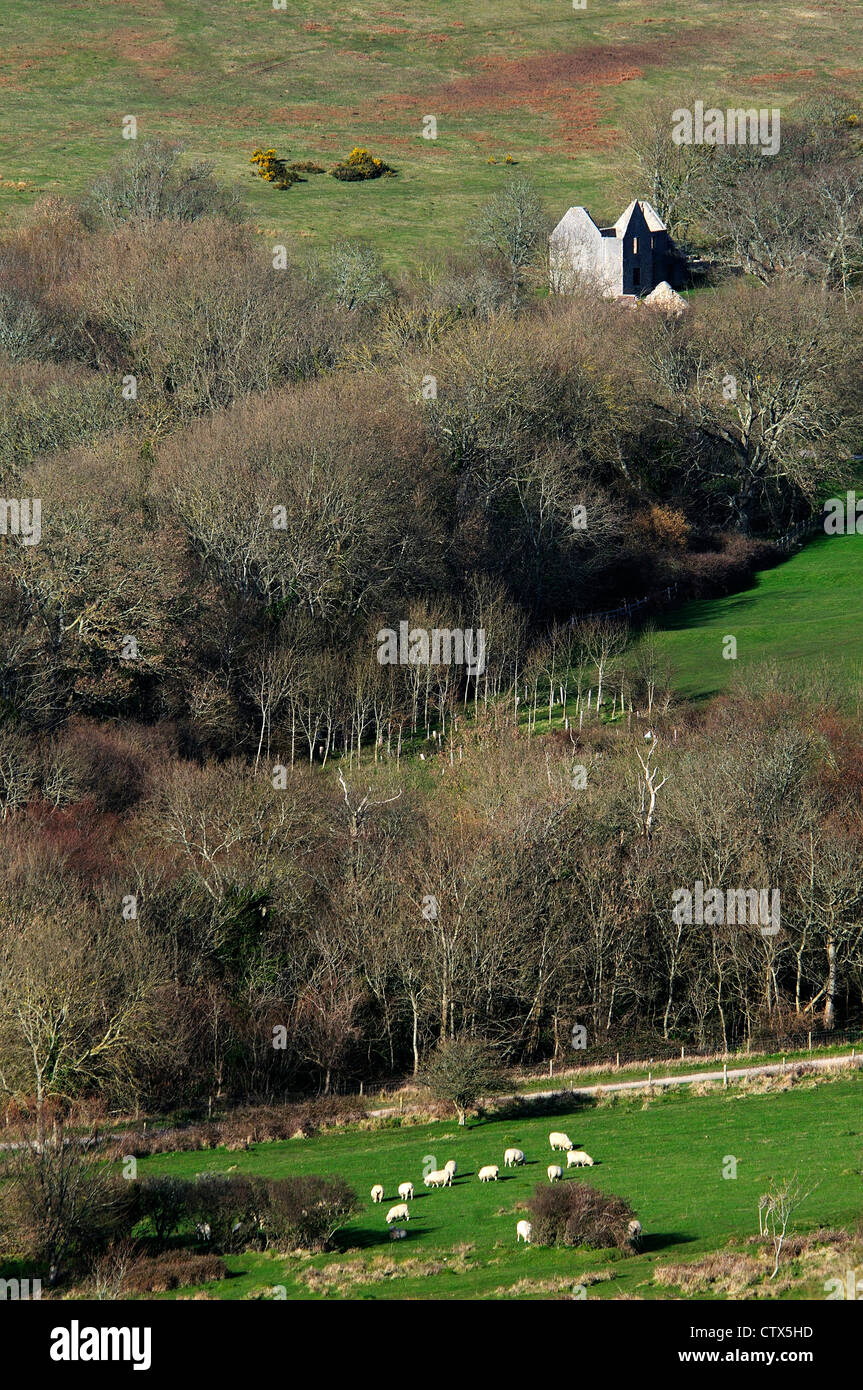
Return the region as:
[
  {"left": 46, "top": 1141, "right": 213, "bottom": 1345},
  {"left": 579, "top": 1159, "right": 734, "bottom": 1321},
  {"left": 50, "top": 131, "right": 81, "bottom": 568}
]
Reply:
[
  {"left": 2, "top": 0, "right": 861, "bottom": 263},
  {"left": 650, "top": 532, "right": 863, "bottom": 704}
]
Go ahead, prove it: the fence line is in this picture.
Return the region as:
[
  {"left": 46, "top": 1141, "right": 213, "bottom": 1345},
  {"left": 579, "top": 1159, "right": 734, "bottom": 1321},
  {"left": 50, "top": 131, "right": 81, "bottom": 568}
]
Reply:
[
  {"left": 570, "top": 516, "right": 820, "bottom": 627},
  {"left": 571, "top": 584, "right": 679, "bottom": 626}
]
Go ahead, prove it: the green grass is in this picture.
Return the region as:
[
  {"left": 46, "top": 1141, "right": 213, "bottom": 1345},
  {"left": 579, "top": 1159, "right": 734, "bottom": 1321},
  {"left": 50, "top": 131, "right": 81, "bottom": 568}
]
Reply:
[
  {"left": 128, "top": 1071, "right": 863, "bottom": 1299},
  {"left": 514, "top": 533, "right": 863, "bottom": 738},
  {"left": 2, "top": 0, "right": 860, "bottom": 267},
  {"left": 646, "top": 533, "right": 863, "bottom": 704}
]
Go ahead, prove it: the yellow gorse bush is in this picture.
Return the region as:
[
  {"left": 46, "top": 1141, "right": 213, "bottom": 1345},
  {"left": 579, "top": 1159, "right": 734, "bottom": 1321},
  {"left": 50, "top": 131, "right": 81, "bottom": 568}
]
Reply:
[
  {"left": 331, "top": 147, "right": 396, "bottom": 181},
  {"left": 249, "top": 148, "right": 296, "bottom": 189}
]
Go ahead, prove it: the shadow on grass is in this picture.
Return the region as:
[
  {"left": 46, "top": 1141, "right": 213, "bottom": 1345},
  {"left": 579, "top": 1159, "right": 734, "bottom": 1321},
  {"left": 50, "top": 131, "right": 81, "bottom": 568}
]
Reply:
[
  {"left": 639, "top": 1232, "right": 696, "bottom": 1254},
  {"left": 491, "top": 1093, "right": 592, "bottom": 1122},
  {"left": 336, "top": 1224, "right": 425, "bottom": 1251}
]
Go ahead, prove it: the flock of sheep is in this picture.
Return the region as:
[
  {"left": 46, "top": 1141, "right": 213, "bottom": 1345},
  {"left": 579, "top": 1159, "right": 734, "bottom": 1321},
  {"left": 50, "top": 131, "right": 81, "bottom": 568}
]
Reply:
[{"left": 369, "top": 1130, "right": 642, "bottom": 1248}]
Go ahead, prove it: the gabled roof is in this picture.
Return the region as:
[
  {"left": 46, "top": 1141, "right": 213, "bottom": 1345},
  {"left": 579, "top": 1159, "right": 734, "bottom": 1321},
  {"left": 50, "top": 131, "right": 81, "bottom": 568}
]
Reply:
[
  {"left": 613, "top": 199, "right": 666, "bottom": 236},
  {"left": 550, "top": 205, "right": 603, "bottom": 238}
]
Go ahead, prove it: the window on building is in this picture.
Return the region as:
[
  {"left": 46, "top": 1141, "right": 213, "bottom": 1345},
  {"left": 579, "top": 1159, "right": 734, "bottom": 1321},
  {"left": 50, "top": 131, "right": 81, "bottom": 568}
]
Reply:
[
  {"left": 633, "top": 267, "right": 641, "bottom": 287},
  {"left": 633, "top": 237, "right": 638, "bottom": 253}
]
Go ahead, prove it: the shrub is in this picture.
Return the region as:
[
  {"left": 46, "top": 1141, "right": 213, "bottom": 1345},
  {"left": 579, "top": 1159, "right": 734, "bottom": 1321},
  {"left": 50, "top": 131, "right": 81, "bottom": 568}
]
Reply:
[
  {"left": 249, "top": 149, "right": 299, "bottom": 190},
  {"left": 527, "top": 1183, "right": 638, "bottom": 1251},
  {"left": 632, "top": 505, "right": 690, "bottom": 551},
  {"left": 186, "top": 1174, "right": 266, "bottom": 1254},
  {"left": 0, "top": 289, "right": 51, "bottom": 362},
  {"left": 55, "top": 722, "right": 150, "bottom": 814},
  {"left": 83, "top": 140, "right": 241, "bottom": 227},
  {"left": 0, "top": 362, "right": 125, "bottom": 489},
  {"left": 136, "top": 1175, "right": 192, "bottom": 1244},
  {"left": 315, "top": 240, "right": 393, "bottom": 312},
  {"left": 122, "top": 1251, "right": 229, "bottom": 1293},
  {"left": 331, "top": 147, "right": 396, "bottom": 181},
  {"left": 136, "top": 1171, "right": 358, "bottom": 1256},
  {"left": 261, "top": 1175, "right": 360, "bottom": 1252},
  {"left": 76, "top": 219, "right": 351, "bottom": 417},
  {"left": 0, "top": 1133, "right": 138, "bottom": 1285}
]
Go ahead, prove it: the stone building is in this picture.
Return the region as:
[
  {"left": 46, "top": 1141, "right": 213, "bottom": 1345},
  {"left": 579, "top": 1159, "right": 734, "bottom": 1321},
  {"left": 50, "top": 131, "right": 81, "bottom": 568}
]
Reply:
[{"left": 549, "top": 198, "right": 684, "bottom": 298}]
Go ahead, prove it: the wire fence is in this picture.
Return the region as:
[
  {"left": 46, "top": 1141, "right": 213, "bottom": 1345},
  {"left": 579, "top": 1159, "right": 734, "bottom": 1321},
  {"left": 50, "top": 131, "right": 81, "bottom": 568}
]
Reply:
[
  {"left": 330, "top": 1027, "right": 863, "bottom": 1102},
  {"left": 570, "top": 516, "right": 821, "bottom": 627},
  {"left": 523, "top": 1027, "right": 863, "bottom": 1077},
  {"left": 571, "top": 585, "right": 679, "bottom": 626}
]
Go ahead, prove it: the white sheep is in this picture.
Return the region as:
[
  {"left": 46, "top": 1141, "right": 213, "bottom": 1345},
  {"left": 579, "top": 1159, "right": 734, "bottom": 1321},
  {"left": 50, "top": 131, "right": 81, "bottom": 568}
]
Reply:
[
  {"left": 547, "top": 1164, "right": 563, "bottom": 1182},
  {"left": 370, "top": 1184, "right": 385, "bottom": 1203},
  {"left": 627, "top": 1219, "right": 643, "bottom": 1247},
  {"left": 424, "top": 1169, "right": 451, "bottom": 1189},
  {"left": 389, "top": 1227, "right": 407, "bottom": 1241},
  {"left": 443, "top": 1159, "right": 457, "bottom": 1178},
  {"left": 516, "top": 1220, "right": 532, "bottom": 1244},
  {"left": 386, "top": 1203, "right": 410, "bottom": 1224},
  {"left": 504, "top": 1147, "right": 525, "bottom": 1167},
  {"left": 549, "top": 1131, "right": 574, "bottom": 1151},
  {"left": 196, "top": 1221, "right": 211, "bottom": 1241},
  {"left": 478, "top": 1164, "right": 499, "bottom": 1182},
  {"left": 566, "top": 1149, "right": 594, "bottom": 1167},
  {"left": 398, "top": 1181, "right": 414, "bottom": 1201}
]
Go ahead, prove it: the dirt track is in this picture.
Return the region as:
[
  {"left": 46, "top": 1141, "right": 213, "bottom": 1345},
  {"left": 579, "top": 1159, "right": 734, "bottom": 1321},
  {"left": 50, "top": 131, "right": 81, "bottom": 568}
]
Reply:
[{"left": 369, "top": 1053, "right": 861, "bottom": 1117}]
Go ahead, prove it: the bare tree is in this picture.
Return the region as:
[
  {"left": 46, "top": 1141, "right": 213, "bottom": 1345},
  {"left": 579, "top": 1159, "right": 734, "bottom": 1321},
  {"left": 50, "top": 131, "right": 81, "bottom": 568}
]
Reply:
[
  {"left": 337, "top": 769, "right": 402, "bottom": 843},
  {"left": 759, "top": 1174, "right": 817, "bottom": 1278},
  {"left": 635, "top": 734, "right": 669, "bottom": 839},
  {"left": 471, "top": 178, "right": 550, "bottom": 309}
]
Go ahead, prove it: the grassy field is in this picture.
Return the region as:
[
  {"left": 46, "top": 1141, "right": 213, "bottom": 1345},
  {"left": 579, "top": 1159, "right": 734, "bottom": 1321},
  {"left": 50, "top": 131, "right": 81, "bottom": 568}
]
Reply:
[
  {"left": 126, "top": 1071, "right": 863, "bottom": 1300},
  {"left": 2, "top": 0, "right": 860, "bottom": 267},
  {"left": 518, "top": 532, "right": 863, "bottom": 738},
  {"left": 647, "top": 533, "right": 863, "bottom": 705}
]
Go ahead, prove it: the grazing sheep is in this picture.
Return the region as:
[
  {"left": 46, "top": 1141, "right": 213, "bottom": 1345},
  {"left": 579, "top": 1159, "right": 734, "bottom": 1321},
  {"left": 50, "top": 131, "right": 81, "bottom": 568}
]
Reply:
[
  {"left": 627, "top": 1219, "right": 643, "bottom": 1247},
  {"left": 398, "top": 1181, "right": 414, "bottom": 1201},
  {"left": 504, "top": 1147, "right": 525, "bottom": 1167},
  {"left": 389, "top": 1228, "right": 407, "bottom": 1241},
  {"left": 424, "top": 1169, "right": 451, "bottom": 1189},
  {"left": 566, "top": 1150, "right": 594, "bottom": 1167},
  {"left": 196, "top": 1222, "right": 211, "bottom": 1241},
  {"left": 443, "top": 1159, "right": 457, "bottom": 1178},
  {"left": 386, "top": 1203, "right": 410, "bottom": 1224},
  {"left": 370, "top": 1184, "right": 385, "bottom": 1203},
  {"left": 547, "top": 1164, "right": 563, "bottom": 1182},
  {"left": 478, "top": 1164, "right": 500, "bottom": 1182},
  {"left": 516, "top": 1220, "right": 532, "bottom": 1244},
  {"left": 549, "top": 1132, "right": 574, "bottom": 1152}
]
